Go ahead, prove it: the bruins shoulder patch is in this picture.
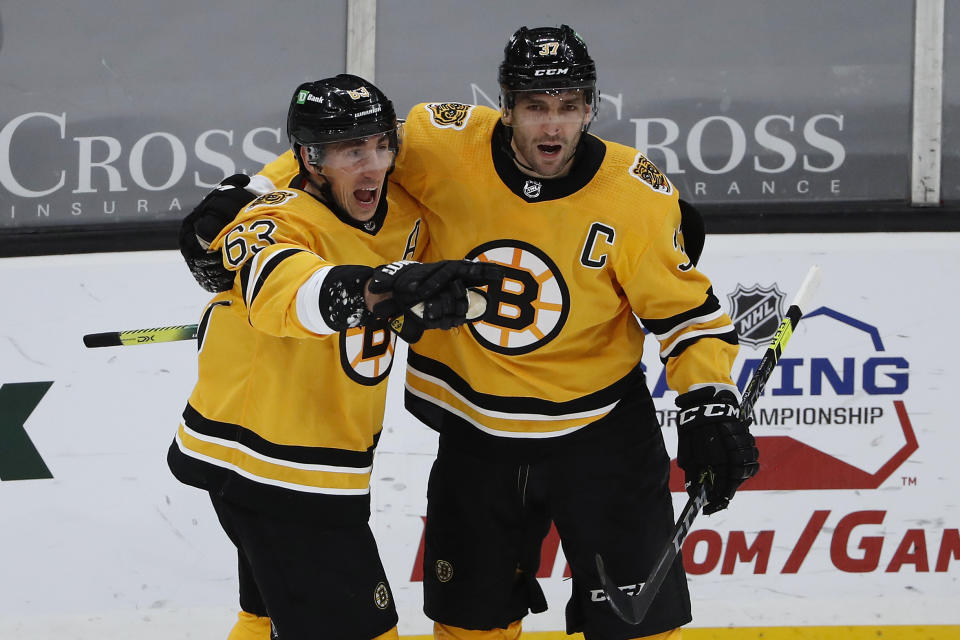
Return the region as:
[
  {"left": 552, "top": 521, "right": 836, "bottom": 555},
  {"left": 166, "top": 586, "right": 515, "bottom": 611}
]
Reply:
[
  {"left": 247, "top": 190, "right": 298, "bottom": 210},
  {"left": 628, "top": 152, "right": 673, "bottom": 195},
  {"left": 424, "top": 102, "right": 475, "bottom": 131}
]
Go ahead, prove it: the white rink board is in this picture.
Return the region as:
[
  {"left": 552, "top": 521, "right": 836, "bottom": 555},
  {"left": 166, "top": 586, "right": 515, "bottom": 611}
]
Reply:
[{"left": 0, "top": 234, "right": 957, "bottom": 639}]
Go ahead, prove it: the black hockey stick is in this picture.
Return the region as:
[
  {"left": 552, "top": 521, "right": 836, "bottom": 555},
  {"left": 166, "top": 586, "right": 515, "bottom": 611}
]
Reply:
[
  {"left": 82, "top": 290, "right": 490, "bottom": 348},
  {"left": 83, "top": 324, "right": 200, "bottom": 348},
  {"left": 595, "top": 264, "right": 823, "bottom": 625}
]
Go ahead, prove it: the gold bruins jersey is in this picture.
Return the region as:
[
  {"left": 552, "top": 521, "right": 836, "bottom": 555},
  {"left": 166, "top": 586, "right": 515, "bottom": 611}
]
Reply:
[
  {"left": 168, "top": 181, "right": 425, "bottom": 520},
  {"left": 391, "top": 103, "right": 739, "bottom": 449}
]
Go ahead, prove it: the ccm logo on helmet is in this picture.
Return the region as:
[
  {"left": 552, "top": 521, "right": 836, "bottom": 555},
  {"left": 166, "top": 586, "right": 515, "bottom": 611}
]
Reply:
[{"left": 533, "top": 68, "right": 569, "bottom": 76}]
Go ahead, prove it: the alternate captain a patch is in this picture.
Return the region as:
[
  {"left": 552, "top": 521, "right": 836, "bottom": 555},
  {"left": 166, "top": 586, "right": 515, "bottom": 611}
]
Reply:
[
  {"left": 247, "top": 190, "right": 298, "bottom": 210},
  {"left": 424, "top": 103, "right": 475, "bottom": 130},
  {"left": 628, "top": 152, "right": 673, "bottom": 195}
]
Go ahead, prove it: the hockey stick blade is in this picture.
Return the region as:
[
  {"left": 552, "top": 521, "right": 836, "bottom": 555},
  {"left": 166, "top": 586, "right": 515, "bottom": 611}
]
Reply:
[
  {"left": 595, "top": 485, "right": 707, "bottom": 625},
  {"left": 83, "top": 324, "right": 199, "bottom": 348},
  {"left": 595, "top": 265, "right": 821, "bottom": 625}
]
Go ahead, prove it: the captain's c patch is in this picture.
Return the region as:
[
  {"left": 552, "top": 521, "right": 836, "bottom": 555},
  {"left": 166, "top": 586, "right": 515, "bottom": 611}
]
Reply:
[
  {"left": 424, "top": 103, "right": 475, "bottom": 131},
  {"left": 628, "top": 153, "right": 673, "bottom": 195}
]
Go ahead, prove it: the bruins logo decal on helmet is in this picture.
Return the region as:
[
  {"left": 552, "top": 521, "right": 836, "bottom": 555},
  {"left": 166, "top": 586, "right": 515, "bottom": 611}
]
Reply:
[
  {"left": 424, "top": 103, "right": 475, "bottom": 131},
  {"left": 247, "top": 190, "right": 298, "bottom": 210},
  {"left": 628, "top": 152, "right": 673, "bottom": 195}
]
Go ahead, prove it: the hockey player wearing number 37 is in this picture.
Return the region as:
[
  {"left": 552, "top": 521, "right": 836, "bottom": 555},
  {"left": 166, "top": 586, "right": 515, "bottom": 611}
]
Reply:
[
  {"left": 167, "top": 75, "right": 503, "bottom": 640},
  {"left": 179, "top": 26, "right": 759, "bottom": 640}
]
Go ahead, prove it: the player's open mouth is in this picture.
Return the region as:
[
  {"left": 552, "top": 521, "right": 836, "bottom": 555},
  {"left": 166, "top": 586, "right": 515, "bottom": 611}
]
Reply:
[
  {"left": 537, "top": 144, "right": 562, "bottom": 157},
  {"left": 353, "top": 186, "right": 378, "bottom": 207}
]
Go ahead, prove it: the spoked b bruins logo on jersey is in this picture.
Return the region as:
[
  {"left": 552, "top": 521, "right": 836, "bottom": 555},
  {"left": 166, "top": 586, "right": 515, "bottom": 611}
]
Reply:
[
  {"left": 373, "top": 582, "right": 390, "bottom": 610},
  {"left": 339, "top": 317, "right": 395, "bottom": 385},
  {"left": 628, "top": 152, "right": 673, "bottom": 195},
  {"left": 424, "top": 102, "right": 475, "bottom": 131},
  {"left": 435, "top": 560, "right": 454, "bottom": 583},
  {"left": 466, "top": 240, "right": 569, "bottom": 355}
]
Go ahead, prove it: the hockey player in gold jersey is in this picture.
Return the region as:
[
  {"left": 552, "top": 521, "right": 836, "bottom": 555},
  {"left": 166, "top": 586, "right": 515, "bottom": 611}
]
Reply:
[
  {"left": 180, "top": 26, "right": 758, "bottom": 640},
  {"left": 169, "top": 75, "right": 501, "bottom": 640},
  {"left": 391, "top": 27, "right": 757, "bottom": 640}
]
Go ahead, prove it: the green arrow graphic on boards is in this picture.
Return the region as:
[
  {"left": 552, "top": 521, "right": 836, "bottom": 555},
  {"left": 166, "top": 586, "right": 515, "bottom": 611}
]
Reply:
[{"left": 0, "top": 381, "right": 54, "bottom": 480}]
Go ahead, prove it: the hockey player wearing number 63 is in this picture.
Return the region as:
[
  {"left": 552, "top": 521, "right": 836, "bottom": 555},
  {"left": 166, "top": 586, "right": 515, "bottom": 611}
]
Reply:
[
  {"left": 168, "top": 75, "right": 502, "bottom": 640},
  {"left": 179, "top": 25, "right": 759, "bottom": 640}
]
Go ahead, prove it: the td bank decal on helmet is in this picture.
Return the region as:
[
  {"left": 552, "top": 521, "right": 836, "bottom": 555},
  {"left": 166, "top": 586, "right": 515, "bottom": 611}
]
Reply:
[
  {"left": 727, "top": 283, "right": 786, "bottom": 348},
  {"left": 296, "top": 90, "right": 323, "bottom": 105},
  {"left": 424, "top": 103, "right": 475, "bottom": 131}
]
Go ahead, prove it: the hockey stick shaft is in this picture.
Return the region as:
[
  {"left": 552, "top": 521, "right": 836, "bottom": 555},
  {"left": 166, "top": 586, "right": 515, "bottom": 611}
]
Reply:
[
  {"left": 81, "top": 290, "right": 488, "bottom": 348},
  {"left": 596, "top": 264, "right": 822, "bottom": 625},
  {"left": 83, "top": 325, "right": 199, "bottom": 348},
  {"left": 739, "top": 264, "right": 821, "bottom": 422}
]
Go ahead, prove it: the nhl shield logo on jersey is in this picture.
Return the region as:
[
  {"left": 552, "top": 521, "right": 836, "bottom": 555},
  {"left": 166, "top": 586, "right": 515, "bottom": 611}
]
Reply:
[
  {"left": 523, "top": 180, "right": 542, "bottom": 199},
  {"left": 728, "top": 283, "right": 786, "bottom": 348},
  {"left": 628, "top": 152, "right": 673, "bottom": 195},
  {"left": 247, "top": 190, "right": 298, "bottom": 210},
  {"left": 424, "top": 102, "right": 475, "bottom": 130}
]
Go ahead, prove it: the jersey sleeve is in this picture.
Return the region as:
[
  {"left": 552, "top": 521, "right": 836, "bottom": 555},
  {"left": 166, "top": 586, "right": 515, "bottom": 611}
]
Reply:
[
  {"left": 210, "top": 190, "right": 340, "bottom": 339},
  {"left": 619, "top": 199, "right": 740, "bottom": 395}
]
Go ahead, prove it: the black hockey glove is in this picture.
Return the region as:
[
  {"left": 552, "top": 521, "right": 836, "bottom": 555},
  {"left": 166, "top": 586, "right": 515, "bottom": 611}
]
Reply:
[
  {"left": 388, "top": 310, "right": 427, "bottom": 344},
  {"left": 367, "top": 260, "right": 503, "bottom": 326},
  {"left": 675, "top": 387, "right": 759, "bottom": 515},
  {"left": 179, "top": 173, "right": 256, "bottom": 292},
  {"left": 381, "top": 286, "right": 491, "bottom": 344}
]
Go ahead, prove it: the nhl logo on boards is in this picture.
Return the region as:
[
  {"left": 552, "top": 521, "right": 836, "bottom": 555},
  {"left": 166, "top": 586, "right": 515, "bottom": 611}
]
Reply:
[
  {"left": 373, "top": 582, "right": 390, "bottom": 610},
  {"left": 435, "top": 559, "right": 454, "bottom": 583},
  {"left": 523, "top": 180, "right": 542, "bottom": 199},
  {"left": 728, "top": 283, "right": 786, "bottom": 348}
]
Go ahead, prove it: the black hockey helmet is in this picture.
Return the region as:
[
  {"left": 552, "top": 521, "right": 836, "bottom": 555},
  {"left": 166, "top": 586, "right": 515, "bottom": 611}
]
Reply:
[
  {"left": 498, "top": 25, "right": 597, "bottom": 111},
  {"left": 287, "top": 74, "right": 400, "bottom": 169}
]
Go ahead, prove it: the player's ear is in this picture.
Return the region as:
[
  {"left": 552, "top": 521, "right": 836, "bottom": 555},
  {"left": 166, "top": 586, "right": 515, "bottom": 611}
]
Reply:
[
  {"left": 298, "top": 146, "right": 313, "bottom": 169},
  {"left": 299, "top": 147, "right": 324, "bottom": 178}
]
